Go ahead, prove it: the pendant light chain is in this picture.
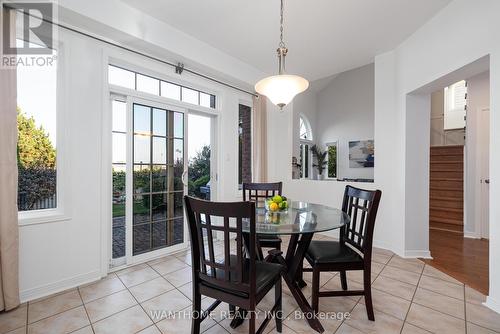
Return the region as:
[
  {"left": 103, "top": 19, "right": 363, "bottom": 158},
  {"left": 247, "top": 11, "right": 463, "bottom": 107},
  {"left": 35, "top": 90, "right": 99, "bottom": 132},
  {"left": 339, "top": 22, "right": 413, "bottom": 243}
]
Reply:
[
  {"left": 279, "top": 0, "right": 285, "bottom": 48},
  {"left": 254, "top": 0, "right": 309, "bottom": 109}
]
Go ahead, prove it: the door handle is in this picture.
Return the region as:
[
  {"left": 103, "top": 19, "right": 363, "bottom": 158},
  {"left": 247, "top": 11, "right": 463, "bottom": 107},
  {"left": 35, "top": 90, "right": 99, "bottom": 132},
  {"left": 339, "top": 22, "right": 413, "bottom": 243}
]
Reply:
[{"left": 485, "top": 179, "right": 490, "bottom": 184}]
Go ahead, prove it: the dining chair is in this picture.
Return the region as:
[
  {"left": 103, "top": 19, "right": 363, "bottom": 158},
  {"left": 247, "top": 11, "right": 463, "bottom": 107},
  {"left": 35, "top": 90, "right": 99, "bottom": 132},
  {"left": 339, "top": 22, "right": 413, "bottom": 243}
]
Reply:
[
  {"left": 242, "top": 182, "right": 283, "bottom": 259},
  {"left": 184, "top": 196, "right": 283, "bottom": 334},
  {"left": 302, "top": 186, "right": 382, "bottom": 320}
]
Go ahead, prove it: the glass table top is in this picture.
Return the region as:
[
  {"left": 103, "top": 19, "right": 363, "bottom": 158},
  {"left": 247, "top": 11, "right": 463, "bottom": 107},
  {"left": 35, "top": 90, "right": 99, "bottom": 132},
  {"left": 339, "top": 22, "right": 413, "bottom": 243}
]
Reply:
[{"left": 242, "top": 201, "right": 349, "bottom": 235}]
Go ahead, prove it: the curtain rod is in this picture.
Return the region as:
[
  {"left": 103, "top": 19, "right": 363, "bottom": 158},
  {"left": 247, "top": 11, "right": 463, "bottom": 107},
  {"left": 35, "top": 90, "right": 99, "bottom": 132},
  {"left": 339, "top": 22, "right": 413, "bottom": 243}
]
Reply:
[{"left": 2, "top": 3, "right": 258, "bottom": 97}]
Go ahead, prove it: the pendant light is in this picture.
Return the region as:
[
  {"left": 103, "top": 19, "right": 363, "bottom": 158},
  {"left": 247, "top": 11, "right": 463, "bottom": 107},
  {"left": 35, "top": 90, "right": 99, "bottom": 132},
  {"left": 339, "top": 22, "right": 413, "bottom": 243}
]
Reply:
[{"left": 255, "top": 0, "right": 309, "bottom": 110}]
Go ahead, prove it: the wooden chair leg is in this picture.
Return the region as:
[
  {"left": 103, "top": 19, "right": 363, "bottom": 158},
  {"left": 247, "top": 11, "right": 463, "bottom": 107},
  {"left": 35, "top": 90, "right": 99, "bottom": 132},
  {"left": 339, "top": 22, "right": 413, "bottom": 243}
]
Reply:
[
  {"left": 311, "top": 267, "right": 320, "bottom": 313},
  {"left": 340, "top": 270, "right": 348, "bottom": 290},
  {"left": 363, "top": 269, "right": 375, "bottom": 321},
  {"left": 249, "top": 308, "right": 256, "bottom": 334},
  {"left": 275, "top": 279, "right": 282, "bottom": 332},
  {"left": 191, "top": 283, "right": 202, "bottom": 334}
]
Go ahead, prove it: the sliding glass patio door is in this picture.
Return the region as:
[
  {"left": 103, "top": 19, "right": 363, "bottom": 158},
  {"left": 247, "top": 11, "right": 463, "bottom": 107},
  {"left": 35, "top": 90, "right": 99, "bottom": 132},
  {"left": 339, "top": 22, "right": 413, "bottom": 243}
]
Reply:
[{"left": 111, "top": 96, "right": 188, "bottom": 266}]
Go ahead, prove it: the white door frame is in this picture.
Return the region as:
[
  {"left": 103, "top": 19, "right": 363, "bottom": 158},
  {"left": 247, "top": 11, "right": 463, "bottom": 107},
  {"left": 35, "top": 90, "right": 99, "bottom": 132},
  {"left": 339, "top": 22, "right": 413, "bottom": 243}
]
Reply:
[
  {"left": 187, "top": 110, "right": 219, "bottom": 202},
  {"left": 479, "top": 107, "right": 490, "bottom": 239},
  {"left": 107, "top": 92, "right": 191, "bottom": 269}
]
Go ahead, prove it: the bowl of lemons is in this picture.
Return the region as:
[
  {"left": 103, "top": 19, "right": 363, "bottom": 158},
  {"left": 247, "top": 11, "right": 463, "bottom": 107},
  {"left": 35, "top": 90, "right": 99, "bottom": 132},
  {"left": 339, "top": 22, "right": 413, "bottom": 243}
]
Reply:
[{"left": 265, "top": 195, "right": 288, "bottom": 213}]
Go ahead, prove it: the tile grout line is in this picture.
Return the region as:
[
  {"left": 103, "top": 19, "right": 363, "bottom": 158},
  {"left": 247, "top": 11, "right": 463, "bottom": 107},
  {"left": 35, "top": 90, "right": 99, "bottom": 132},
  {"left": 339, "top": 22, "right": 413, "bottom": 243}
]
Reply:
[
  {"left": 333, "top": 253, "right": 392, "bottom": 334},
  {"left": 115, "top": 270, "right": 162, "bottom": 333},
  {"left": 76, "top": 287, "right": 95, "bottom": 334},
  {"left": 463, "top": 284, "right": 468, "bottom": 334},
  {"left": 399, "top": 262, "right": 424, "bottom": 334},
  {"left": 25, "top": 301, "right": 29, "bottom": 334}
]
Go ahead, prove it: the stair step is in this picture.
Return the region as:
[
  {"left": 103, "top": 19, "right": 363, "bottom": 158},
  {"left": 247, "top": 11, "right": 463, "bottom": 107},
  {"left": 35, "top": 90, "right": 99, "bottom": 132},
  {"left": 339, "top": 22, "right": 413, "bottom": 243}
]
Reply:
[
  {"left": 430, "top": 197, "right": 463, "bottom": 209},
  {"left": 430, "top": 206, "right": 463, "bottom": 213},
  {"left": 430, "top": 196, "right": 463, "bottom": 202},
  {"left": 430, "top": 188, "right": 463, "bottom": 197},
  {"left": 430, "top": 208, "right": 463, "bottom": 220},
  {"left": 430, "top": 155, "right": 463, "bottom": 162},
  {"left": 431, "top": 171, "right": 463, "bottom": 179},
  {"left": 429, "top": 216, "right": 463, "bottom": 226}
]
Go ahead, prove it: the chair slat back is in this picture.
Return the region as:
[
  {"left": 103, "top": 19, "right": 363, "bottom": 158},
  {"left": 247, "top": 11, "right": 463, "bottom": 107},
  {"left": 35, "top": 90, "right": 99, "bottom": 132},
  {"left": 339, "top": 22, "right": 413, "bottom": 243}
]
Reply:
[
  {"left": 340, "top": 186, "right": 382, "bottom": 259},
  {"left": 184, "top": 196, "right": 257, "bottom": 294},
  {"left": 242, "top": 182, "right": 282, "bottom": 207}
]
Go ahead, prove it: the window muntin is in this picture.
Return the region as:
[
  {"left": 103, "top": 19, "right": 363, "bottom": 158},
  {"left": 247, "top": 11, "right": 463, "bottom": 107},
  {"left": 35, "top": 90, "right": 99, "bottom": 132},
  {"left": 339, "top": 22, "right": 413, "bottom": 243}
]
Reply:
[
  {"left": 17, "top": 46, "right": 57, "bottom": 212},
  {"left": 108, "top": 65, "right": 216, "bottom": 109}
]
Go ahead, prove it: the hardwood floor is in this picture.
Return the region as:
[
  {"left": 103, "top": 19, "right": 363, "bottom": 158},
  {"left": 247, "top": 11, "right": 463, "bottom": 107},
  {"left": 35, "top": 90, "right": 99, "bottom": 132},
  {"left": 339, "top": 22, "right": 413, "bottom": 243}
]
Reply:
[{"left": 422, "top": 229, "right": 489, "bottom": 295}]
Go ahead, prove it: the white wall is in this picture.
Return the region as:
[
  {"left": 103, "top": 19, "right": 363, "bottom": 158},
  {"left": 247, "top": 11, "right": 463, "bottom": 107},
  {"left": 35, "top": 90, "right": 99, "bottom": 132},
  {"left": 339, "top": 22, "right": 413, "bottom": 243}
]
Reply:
[
  {"left": 316, "top": 64, "right": 375, "bottom": 180},
  {"left": 373, "top": 0, "right": 500, "bottom": 312},
  {"left": 18, "top": 2, "right": 264, "bottom": 302}
]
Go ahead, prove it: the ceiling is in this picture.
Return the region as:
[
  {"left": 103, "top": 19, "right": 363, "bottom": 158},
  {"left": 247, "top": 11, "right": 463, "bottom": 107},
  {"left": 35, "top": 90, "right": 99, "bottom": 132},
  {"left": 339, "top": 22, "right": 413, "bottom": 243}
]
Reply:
[{"left": 120, "top": 0, "right": 452, "bottom": 81}]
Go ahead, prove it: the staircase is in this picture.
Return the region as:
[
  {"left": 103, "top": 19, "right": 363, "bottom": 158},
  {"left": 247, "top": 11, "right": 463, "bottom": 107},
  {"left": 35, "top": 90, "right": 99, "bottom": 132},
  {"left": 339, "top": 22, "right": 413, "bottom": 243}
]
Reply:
[{"left": 429, "top": 145, "right": 464, "bottom": 233}]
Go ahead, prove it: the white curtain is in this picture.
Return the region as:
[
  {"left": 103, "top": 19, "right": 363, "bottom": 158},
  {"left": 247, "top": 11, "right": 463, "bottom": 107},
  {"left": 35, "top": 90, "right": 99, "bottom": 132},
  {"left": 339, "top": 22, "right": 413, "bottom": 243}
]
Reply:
[
  {"left": 0, "top": 7, "right": 20, "bottom": 311},
  {"left": 252, "top": 95, "right": 268, "bottom": 182}
]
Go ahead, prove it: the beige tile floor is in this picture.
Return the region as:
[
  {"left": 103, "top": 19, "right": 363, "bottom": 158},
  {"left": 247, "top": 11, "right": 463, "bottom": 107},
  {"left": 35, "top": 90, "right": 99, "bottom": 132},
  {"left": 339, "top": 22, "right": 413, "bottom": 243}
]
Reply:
[{"left": 1, "top": 235, "right": 500, "bottom": 334}]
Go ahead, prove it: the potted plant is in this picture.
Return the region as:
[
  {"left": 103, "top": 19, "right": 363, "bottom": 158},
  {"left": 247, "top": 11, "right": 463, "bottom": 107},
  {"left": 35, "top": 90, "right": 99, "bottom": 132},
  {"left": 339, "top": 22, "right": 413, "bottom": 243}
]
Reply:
[{"left": 311, "top": 145, "right": 327, "bottom": 180}]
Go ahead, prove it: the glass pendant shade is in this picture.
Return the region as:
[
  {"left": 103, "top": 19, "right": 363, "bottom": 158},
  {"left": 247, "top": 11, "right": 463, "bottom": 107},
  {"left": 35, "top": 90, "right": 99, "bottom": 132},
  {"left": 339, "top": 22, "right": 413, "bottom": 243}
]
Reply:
[
  {"left": 255, "top": 74, "right": 309, "bottom": 109},
  {"left": 255, "top": 0, "right": 308, "bottom": 110}
]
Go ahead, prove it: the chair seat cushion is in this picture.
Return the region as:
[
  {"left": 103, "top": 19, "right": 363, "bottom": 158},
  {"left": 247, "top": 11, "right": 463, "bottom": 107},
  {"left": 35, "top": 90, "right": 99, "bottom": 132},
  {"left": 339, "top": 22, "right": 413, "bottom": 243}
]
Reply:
[
  {"left": 202, "top": 256, "right": 282, "bottom": 298},
  {"left": 305, "top": 240, "right": 363, "bottom": 266}
]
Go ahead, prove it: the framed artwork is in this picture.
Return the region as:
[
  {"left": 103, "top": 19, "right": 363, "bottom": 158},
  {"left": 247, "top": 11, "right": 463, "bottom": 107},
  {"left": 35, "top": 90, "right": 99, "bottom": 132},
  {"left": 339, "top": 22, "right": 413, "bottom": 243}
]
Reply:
[{"left": 349, "top": 140, "right": 374, "bottom": 168}]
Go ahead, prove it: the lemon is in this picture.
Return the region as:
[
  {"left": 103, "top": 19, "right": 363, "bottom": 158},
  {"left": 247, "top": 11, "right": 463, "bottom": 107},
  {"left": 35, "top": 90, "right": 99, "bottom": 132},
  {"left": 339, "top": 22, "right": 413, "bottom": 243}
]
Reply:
[
  {"left": 269, "top": 202, "right": 279, "bottom": 212},
  {"left": 272, "top": 195, "right": 283, "bottom": 204}
]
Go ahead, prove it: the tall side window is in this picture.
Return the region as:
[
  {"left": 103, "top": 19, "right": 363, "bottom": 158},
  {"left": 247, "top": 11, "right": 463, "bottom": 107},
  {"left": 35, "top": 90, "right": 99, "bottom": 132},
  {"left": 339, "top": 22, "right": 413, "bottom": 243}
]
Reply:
[
  {"left": 327, "top": 142, "right": 338, "bottom": 179},
  {"left": 238, "top": 104, "right": 252, "bottom": 188},
  {"left": 299, "top": 115, "right": 312, "bottom": 179},
  {"left": 444, "top": 80, "right": 467, "bottom": 130},
  {"left": 112, "top": 99, "right": 127, "bottom": 259},
  {"left": 17, "top": 44, "right": 58, "bottom": 211}
]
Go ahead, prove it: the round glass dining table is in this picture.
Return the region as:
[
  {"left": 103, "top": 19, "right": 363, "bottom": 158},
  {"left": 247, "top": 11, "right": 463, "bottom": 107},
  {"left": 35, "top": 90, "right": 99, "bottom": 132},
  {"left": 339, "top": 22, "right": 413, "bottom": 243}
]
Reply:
[{"left": 236, "top": 201, "right": 349, "bottom": 333}]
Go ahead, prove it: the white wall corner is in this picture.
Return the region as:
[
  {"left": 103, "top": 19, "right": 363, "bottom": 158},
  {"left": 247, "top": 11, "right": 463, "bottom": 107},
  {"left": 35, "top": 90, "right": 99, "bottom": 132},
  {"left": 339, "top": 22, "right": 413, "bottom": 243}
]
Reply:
[
  {"left": 485, "top": 296, "right": 500, "bottom": 315},
  {"left": 403, "top": 250, "right": 432, "bottom": 259}
]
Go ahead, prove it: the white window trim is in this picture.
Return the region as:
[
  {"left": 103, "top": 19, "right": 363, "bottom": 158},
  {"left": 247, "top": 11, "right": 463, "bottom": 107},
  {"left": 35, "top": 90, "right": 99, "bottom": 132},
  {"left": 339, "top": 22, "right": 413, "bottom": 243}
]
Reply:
[{"left": 18, "top": 40, "right": 72, "bottom": 226}]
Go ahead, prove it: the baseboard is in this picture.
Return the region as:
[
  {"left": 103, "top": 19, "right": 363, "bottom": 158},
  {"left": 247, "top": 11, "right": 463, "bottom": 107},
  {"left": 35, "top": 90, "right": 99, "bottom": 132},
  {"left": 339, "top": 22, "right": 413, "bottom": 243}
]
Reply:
[
  {"left": 20, "top": 270, "right": 102, "bottom": 303},
  {"left": 404, "top": 250, "right": 432, "bottom": 259},
  {"left": 464, "top": 231, "right": 481, "bottom": 239},
  {"left": 485, "top": 296, "right": 500, "bottom": 314}
]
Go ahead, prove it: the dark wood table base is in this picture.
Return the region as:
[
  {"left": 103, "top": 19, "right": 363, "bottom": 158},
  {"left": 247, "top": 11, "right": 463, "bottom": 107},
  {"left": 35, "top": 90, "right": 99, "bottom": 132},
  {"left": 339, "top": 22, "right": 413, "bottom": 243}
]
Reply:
[{"left": 230, "top": 232, "right": 325, "bottom": 333}]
